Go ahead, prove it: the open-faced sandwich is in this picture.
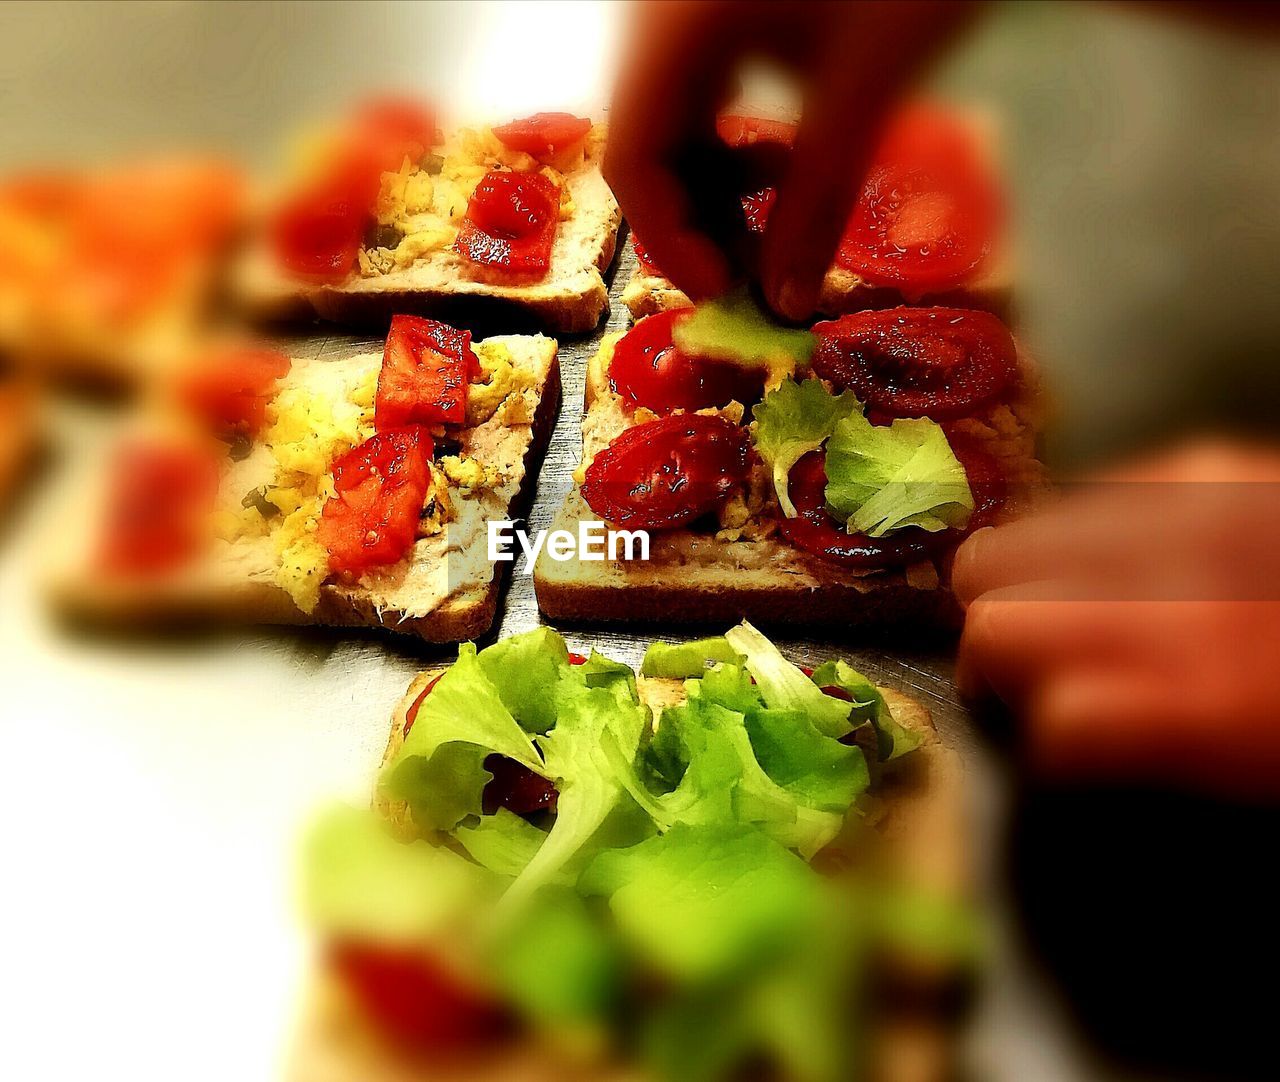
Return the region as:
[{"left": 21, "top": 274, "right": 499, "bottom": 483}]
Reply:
[
  {"left": 295, "top": 622, "right": 974, "bottom": 1082},
  {"left": 623, "top": 103, "right": 1008, "bottom": 321},
  {"left": 0, "top": 157, "right": 245, "bottom": 385},
  {"left": 237, "top": 99, "right": 621, "bottom": 333},
  {"left": 535, "top": 295, "right": 1045, "bottom": 629},
  {"left": 47, "top": 314, "right": 559, "bottom": 642}
]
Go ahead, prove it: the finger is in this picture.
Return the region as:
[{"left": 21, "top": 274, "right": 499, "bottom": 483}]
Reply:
[
  {"left": 604, "top": 5, "right": 739, "bottom": 299},
  {"left": 1026, "top": 664, "right": 1280, "bottom": 801},
  {"left": 955, "top": 587, "right": 1145, "bottom": 706},
  {"left": 760, "top": 1, "right": 977, "bottom": 320}
]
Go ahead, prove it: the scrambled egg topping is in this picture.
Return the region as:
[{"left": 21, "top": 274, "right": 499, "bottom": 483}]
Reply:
[
  {"left": 219, "top": 348, "right": 527, "bottom": 613},
  {"left": 357, "top": 126, "right": 581, "bottom": 278}
]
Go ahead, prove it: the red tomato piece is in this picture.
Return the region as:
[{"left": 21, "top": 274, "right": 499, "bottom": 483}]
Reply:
[
  {"left": 269, "top": 183, "right": 364, "bottom": 282},
  {"left": 482, "top": 755, "right": 559, "bottom": 817},
  {"left": 582, "top": 414, "right": 751, "bottom": 531},
  {"left": 455, "top": 171, "right": 559, "bottom": 275},
  {"left": 351, "top": 96, "right": 439, "bottom": 159},
  {"left": 330, "top": 942, "right": 507, "bottom": 1052},
  {"left": 97, "top": 442, "right": 218, "bottom": 576},
  {"left": 716, "top": 115, "right": 797, "bottom": 149},
  {"left": 740, "top": 185, "right": 777, "bottom": 235},
  {"left": 567, "top": 651, "right": 588, "bottom": 665},
  {"left": 608, "top": 308, "right": 765, "bottom": 415},
  {"left": 492, "top": 112, "right": 592, "bottom": 157},
  {"left": 812, "top": 307, "right": 1017, "bottom": 420},
  {"left": 318, "top": 427, "right": 433, "bottom": 575},
  {"left": 178, "top": 347, "right": 291, "bottom": 435},
  {"left": 777, "top": 451, "right": 944, "bottom": 570},
  {"left": 376, "top": 315, "right": 475, "bottom": 429},
  {"left": 402, "top": 673, "right": 444, "bottom": 736},
  {"left": 631, "top": 235, "right": 662, "bottom": 276},
  {"left": 837, "top": 105, "right": 1000, "bottom": 291}
]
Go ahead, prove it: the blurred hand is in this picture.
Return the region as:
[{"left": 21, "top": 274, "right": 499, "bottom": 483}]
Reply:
[
  {"left": 954, "top": 440, "right": 1280, "bottom": 799},
  {"left": 605, "top": 0, "right": 974, "bottom": 320}
]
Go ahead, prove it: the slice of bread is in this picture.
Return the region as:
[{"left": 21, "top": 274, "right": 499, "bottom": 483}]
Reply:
[
  {"left": 45, "top": 335, "right": 560, "bottom": 643},
  {"left": 236, "top": 128, "right": 622, "bottom": 335},
  {"left": 534, "top": 332, "right": 1046, "bottom": 632},
  {"left": 290, "top": 660, "right": 965, "bottom": 1082}
]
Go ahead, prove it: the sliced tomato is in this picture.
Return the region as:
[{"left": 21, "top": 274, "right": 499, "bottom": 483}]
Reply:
[
  {"left": 455, "top": 171, "right": 559, "bottom": 275},
  {"left": 97, "top": 442, "right": 218, "bottom": 576},
  {"left": 837, "top": 105, "right": 1000, "bottom": 291},
  {"left": 376, "top": 315, "right": 475, "bottom": 429},
  {"left": 318, "top": 427, "right": 433, "bottom": 575},
  {"left": 330, "top": 942, "right": 507, "bottom": 1052},
  {"left": 812, "top": 307, "right": 1017, "bottom": 420},
  {"left": 778, "top": 445, "right": 1005, "bottom": 568},
  {"left": 631, "top": 235, "right": 665, "bottom": 276},
  {"left": 269, "top": 183, "right": 364, "bottom": 282},
  {"left": 716, "top": 115, "right": 797, "bottom": 149},
  {"left": 492, "top": 112, "right": 592, "bottom": 157},
  {"left": 178, "top": 346, "right": 291, "bottom": 435},
  {"left": 351, "top": 96, "right": 439, "bottom": 160},
  {"left": 608, "top": 309, "right": 765, "bottom": 415},
  {"left": 482, "top": 755, "right": 559, "bottom": 817},
  {"left": 582, "top": 414, "right": 751, "bottom": 531},
  {"left": 402, "top": 673, "right": 444, "bottom": 736},
  {"left": 777, "top": 451, "right": 943, "bottom": 570}
]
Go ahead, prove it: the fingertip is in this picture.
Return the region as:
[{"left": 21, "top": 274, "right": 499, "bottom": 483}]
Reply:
[{"left": 951, "top": 527, "right": 996, "bottom": 610}]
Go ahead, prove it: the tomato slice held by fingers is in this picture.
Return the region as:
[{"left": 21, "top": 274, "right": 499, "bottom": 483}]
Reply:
[
  {"left": 455, "top": 170, "right": 559, "bottom": 275},
  {"left": 608, "top": 309, "right": 766, "bottom": 415},
  {"left": 812, "top": 307, "right": 1017, "bottom": 420},
  {"left": 376, "top": 314, "right": 476, "bottom": 429},
  {"left": 493, "top": 112, "right": 592, "bottom": 157},
  {"left": 582, "top": 414, "right": 751, "bottom": 531},
  {"left": 318, "top": 427, "right": 433, "bottom": 575},
  {"left": 838, "top": 105, "right": 999, "bottom": 292}
]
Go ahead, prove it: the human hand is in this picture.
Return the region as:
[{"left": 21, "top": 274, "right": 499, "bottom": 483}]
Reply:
[
  {"left": 953, "top": 440, "right": 1280, "bottom": 799},
  {"left": 604, "top": 0, "right": 975, "bottom": 320}
]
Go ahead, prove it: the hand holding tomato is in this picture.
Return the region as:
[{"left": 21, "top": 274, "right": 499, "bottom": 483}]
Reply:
[
  {"left": 604, "top": 1, "right": 977, "bottom": 319},
  {"left": 953, "top": 440, "right": 1280, "bottom": 800}
]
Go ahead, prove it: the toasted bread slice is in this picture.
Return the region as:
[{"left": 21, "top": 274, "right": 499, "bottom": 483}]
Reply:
[
  {"left": 236, "top": 127, "right": 621, "bottom": 335},
  {"left": 291, "top": 662, "right": 964, "bottom": 1082},
  {"left": 46, "top": 335, "right": 560, "bottom": 643},
  {"left": 534, "top": 332, "right": 1046, "bottom": 632}
]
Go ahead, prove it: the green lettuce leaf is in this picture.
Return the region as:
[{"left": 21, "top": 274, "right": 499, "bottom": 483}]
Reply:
[
  {"left": 300, "top": 804, "right": 494, "bottom": 942},
  {"left": 670, "top": 286, "right": 815, "bottom": 374},
  {"left": 501, "top": 683, "right": 652, "bottom": 912},
  {"left": 617, "top": 693, "right": 843, "bottom": 859},
  {"left": 475, "top": 626, "right": 572, "bottom": 733},
  {"left": 744, "top": 708, "right": 869, "bottom": 811},
  {"left": 751, "top": 378, "right": 863, "bottom": 517},
  {"left": 640, "top": 637, "right": 742, "bottom": 678},
  {"left": 378, "top": 641, "right": 544, "bottom": 833},
  {"left": 490, "top": 886, "right": 621, "bottom": 1024},
  {"left": 454, "top": 809, "right": 547, "bottom": 877},
  {"left": 809, "top": 659, "right": 920, "bottom": 761},
  {"left": 724, "top": 622, "right": 853, "bottom": 738},
  {"left": 824, "top": 411, "right": 974, "bottom": 538},
  {"left": 580, "top": 824, "right": 822, "bottom": 983}
]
